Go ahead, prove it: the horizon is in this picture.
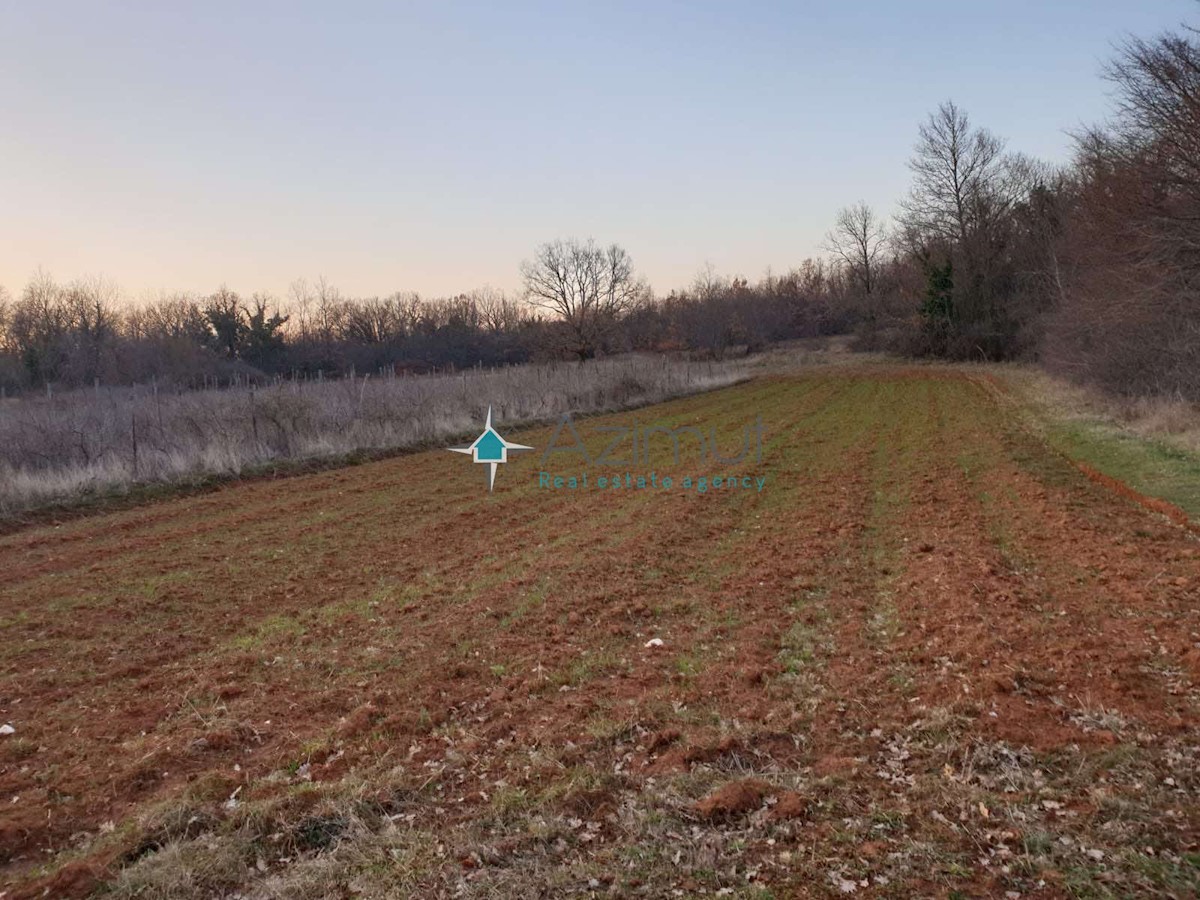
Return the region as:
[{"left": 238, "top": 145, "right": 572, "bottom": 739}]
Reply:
[{"left": 2, "top": 0, "right": 1195, "bottom": 303}]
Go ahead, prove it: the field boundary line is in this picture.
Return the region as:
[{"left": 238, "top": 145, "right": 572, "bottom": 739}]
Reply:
[{"left": 966, "top": 369, "right": 1200, "bottom": 538}]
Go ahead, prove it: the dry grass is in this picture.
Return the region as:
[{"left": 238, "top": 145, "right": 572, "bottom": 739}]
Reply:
[
  {"left": 1004, "top": 366, "right": 1200, "bottom": 453},
  {"left": 95, "top": 717, "right": 1200, "bottom": 899},
  {"left": 0, "top": 355, "right": 749, "bottom": 516}
]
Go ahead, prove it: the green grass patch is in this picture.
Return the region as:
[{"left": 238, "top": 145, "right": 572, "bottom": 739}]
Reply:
[
  {"left": 230, "top": 613, "right": 305, "bottom": 649},
  {"left": 1045, "top": 419, "right": 1200, "bottom": 519}
]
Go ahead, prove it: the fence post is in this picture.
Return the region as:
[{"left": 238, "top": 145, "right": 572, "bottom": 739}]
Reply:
[
  {"left": 250, "top": 386, "right": 259, "bottom": 447},
  {"left": 131, "top": 414, "right": 139, "bottom": 478},
  {"left": 153, "top": 376, "right": 163, "bottom": 431}
]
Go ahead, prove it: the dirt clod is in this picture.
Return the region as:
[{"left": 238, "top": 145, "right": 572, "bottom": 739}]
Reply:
[
  {"left": 694, "top": 778, "right": 770, "bottom": 821},
  {"left": 768, "top": 790, "right": 808, "bottom": 821}
]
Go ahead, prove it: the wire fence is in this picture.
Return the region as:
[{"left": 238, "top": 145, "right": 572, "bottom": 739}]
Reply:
[{"left": 0, "top": 354, "right": 748, "bottom": 514}]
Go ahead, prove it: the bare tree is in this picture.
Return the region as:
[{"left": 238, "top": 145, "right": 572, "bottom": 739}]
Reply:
[
  {"left": 470, "top": 287, "right": 524, "bottom": 334},
  {"left": 9, "top": 270, "right": 71, "bottom": 383},
  {"left": 675, "top": 264, "right": 734, "bottom": 357},
  {"left": 1103, "top": 27, "right": 1200, "bottom": 250},
  {"left": 288, "top": 276, "right": 346, "bottom": 366},
  {"left": 387, "top": 291, "right": 424, "bottom": 337},
  {"left": 61, "top": 276, "right": 121, "bottom": 383},
  {"left": 520, "top": 238, "right": 643, "bottom": 358},
  {"left": 0, "top": 286, "right": 11, "bottom": 352},
  {"left": 899, "top": 101, "right": 1044, "bottom": 332},
  {"left": 131, "top": 293, "right": 208, "bottom": 342},
  {"left": 312, "top": 276, "right": 345, "bottom": 362},
  {"left": 900, "top": 101, "right": 1006, "bottom": 249},
  {"left": 288, "top": 278, "right": 314, "bottom": 340},
  {"left": 825, "top": 202, "right": 888, "bottom": 308},
  {"left": 1043, "top": 23, "right": 1200, "bottom": 398},
  {"left": 341, "top": 296, "right": 404, "bottom": 344}
]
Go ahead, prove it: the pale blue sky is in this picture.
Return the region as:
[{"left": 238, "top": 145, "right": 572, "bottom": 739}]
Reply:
[{"left": 1, "top": 1, "right": 1194, "bottom": 302}]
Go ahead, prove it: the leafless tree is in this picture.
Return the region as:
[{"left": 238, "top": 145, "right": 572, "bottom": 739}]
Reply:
[
  {"left": 898, "top": 101, "right": 1046, "bottom": 329},
  {"left": 1104, "top": 27, "right": 1200, "bottom": 252},
  {"left": 1043, "top": 22, "right": 1200, "bottom": 397},
  {"left": 312, "top": 277, "right": 345, "bottom": 356},
  {"left": 60, "top": 276, "right": 121, "bottom": 383},
  {"left": 288, "top": 276, "right": 347, "bottom": 364},
  {"left": 825, "top": 202, "right": 888, "bottom": 311},
  {"left": 0, "top": 286, "right": 12, "bottom": 351},
  {"left": 129, "top": 294, "right": 208, "bottom": 342},
  {"left": 288, "top": 278, "right": 314, "bottom": 339},
  {"left": 388, "top": 291, "right": 424, "bottom": 336},
  {"left": 900, "top": 101, "right": 1006, "bottom": 248},
  {"left": 691, "top": 261, "right": 727, "bottom": 303},
  {"left": 8, "top": 270, "right": 71, "bottom": 381},
  {"left": 470, "top": 287, "right": 524, "bottom": 334},
  {"left": 675, "top": 264, "right": 734, "bottom": 357},
  {"left": 521, "top": 238, "right": 644, "bottom": 358},
  {"left": 341, "top": 296, "right": 404, "bottom": 344}
]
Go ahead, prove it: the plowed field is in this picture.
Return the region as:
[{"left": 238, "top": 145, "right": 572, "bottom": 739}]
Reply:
[{"left": 1, "top": 369, "right": 1198, "bottom": 898}]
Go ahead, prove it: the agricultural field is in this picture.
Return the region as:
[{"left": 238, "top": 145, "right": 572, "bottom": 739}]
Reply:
[{"left": 1, "top": 367, "right": 1198, "bottom": 898}]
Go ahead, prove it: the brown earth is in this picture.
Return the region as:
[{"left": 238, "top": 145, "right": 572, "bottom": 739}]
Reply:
[{"left": 0, "top": 369, "right": 1197, "bottom": 898}]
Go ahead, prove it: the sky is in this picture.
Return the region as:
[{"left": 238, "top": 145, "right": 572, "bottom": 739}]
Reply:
[{"left": 1, "top": 0, "right": 1196, "bottom": 303}]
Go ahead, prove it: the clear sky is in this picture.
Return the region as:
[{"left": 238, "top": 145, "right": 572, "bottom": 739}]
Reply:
[{"left": 1, "top": 0, "right": 1195, "bottom": 303}]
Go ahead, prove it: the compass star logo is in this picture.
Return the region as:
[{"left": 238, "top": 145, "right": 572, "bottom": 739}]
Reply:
[{"left": 448, "top": 406, "right": 533, "bottom": 491}]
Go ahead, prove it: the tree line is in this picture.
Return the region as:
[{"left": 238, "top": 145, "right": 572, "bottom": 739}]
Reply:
[
  {"left": 1, "top": 18, "right": 1195, "bottom": 399},
  {"left": 0, "top": 253, "right": 853, "bottom": 394},
  {"left": 828, "top": 18, "right": 1200, "bottom": 399}
]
